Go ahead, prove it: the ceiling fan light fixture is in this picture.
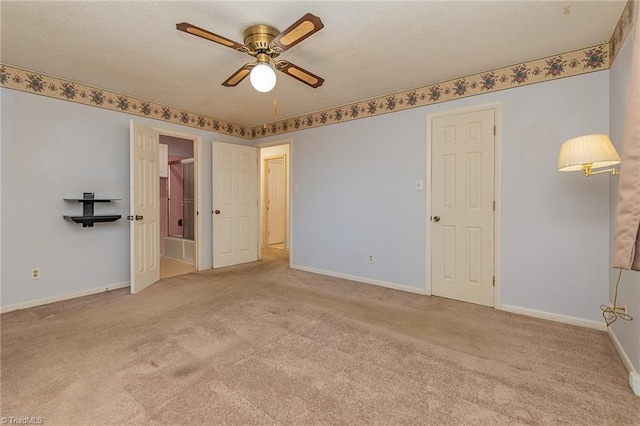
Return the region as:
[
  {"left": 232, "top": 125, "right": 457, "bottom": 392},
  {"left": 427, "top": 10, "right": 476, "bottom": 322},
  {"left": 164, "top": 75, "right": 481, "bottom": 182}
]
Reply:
[
  {"left": 177, "top": 13, "right": 324, "bottom": 90},
  {"left": 250, "top": 62, "right": 276, "bottom": 93}
]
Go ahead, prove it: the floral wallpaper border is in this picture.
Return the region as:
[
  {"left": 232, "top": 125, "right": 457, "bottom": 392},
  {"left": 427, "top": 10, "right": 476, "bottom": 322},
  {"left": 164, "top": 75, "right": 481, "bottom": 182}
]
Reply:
[
  {"left": 250, "top": 44, "right": 611, "bottom": 138},
  {"left": 0, "top": 64, "right": 251, "bottom": 139},
  {"left": 610, "top": 0, "right": 636, "bottom": 63},
  {"left": 1, "top": 0, "right": 634, "bottom": 141}
]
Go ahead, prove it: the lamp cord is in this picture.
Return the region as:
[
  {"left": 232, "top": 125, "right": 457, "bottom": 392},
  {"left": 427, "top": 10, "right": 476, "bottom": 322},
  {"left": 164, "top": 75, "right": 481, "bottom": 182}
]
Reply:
[{"left": 600, "top": 269, "right": 633, "bottom": 326}]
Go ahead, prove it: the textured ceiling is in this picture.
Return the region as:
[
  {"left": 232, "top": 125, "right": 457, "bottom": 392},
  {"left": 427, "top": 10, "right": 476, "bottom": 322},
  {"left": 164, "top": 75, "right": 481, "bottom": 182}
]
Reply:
[{"left": 0, "top": 1, "right": 627, "bottom": 127}]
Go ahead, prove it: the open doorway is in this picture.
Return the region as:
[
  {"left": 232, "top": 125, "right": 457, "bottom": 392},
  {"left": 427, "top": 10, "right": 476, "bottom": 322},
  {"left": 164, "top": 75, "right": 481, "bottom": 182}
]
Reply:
[
  {"left": 159, "top": 134, "right": 197, "bottom": 278},
  {"left": 264, "top": 156, "right": 286, "bottom": 248},
  {"left": 259, "top": 143, "right": 290, "bottom": 260}
]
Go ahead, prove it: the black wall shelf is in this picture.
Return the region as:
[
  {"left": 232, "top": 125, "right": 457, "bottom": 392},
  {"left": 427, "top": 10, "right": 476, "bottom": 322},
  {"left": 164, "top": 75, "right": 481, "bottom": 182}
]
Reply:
[{"left": 63, "top": 192, "right": 121, "bottom": 227}]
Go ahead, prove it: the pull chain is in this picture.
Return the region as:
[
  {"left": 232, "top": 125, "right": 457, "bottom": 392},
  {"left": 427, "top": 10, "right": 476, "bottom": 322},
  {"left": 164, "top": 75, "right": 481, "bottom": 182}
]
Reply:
[{"left": 263, "top": 95, "right": 278, "bottom": 130}]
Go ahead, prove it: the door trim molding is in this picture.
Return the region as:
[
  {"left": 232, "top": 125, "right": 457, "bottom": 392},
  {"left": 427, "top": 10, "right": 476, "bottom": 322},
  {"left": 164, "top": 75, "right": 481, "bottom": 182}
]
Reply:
[
  {"left": 253, "top": 138, "right": 293, "bottom": 149},
  {"left": 425, "top": 102, "right": 502, "bottom": 308},
  {"left": 256, "top": 139, "right": 293, "bottom": 267},
  {"left": 263, "top": 155, "right": 287, "bottom": 248}
]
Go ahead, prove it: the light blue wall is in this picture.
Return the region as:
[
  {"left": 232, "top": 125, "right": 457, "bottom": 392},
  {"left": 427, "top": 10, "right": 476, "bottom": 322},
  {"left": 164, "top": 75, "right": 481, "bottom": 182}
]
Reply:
[
  {"left": 609, "top": 24, "right": 640, "bottom": 373},
  {"left": 1, "top": 70, "right": 613, "bottom": 324},
  {"left": 259, "top": 70, "right": 611, "bottom": 322},
  {"left": 289, "top": 111, "right": 427, "bottom": 288},
  {"left": 498, "top": 74, "right": 610, "bottom": 320},
  {"left": 1, "top": 89, "right": 247, "bottom": 308}
]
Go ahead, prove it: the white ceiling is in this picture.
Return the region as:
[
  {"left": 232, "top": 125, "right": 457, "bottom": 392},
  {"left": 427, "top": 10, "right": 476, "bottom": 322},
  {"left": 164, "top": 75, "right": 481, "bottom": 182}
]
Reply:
[{"left": 0, "top": 1, "right": 626, "bottom": 127}]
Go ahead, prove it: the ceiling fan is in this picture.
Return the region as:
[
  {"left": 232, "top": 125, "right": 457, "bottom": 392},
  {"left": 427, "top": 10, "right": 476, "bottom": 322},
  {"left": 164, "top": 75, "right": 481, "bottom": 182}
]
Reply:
[{"left": 176, "top": 13, "right": 325, "bottom": 92}]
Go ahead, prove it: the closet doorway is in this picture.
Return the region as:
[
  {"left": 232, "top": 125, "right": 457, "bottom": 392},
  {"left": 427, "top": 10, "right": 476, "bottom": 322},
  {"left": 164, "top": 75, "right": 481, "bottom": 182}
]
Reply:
[
  {"left": 160, "top": 134, "right": 197, "bottom": 278},
  {"left": 264, "top": 156, "right": 286, "bottom": 248}
]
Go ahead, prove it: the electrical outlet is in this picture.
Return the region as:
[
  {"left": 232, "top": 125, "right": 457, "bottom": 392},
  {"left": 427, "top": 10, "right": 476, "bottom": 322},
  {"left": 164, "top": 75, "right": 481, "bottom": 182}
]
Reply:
[
  {"left": 609, "top": 304, "right": 627, "bottom": 313},
  {"left": 31, "top": 267, "right": 40, "bottom": 280},
  {"left": 368, "top": 255, "right": 374, "bottom": 263}
]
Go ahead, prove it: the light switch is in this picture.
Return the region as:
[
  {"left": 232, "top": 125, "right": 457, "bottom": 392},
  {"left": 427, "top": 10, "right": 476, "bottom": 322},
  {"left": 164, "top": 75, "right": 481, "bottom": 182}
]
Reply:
[
  {"left": 415, "top": 179, "right": 423, "bottom": 191},
  {"left": 294, "top": 185, "right": 299, "bottom": 193}
]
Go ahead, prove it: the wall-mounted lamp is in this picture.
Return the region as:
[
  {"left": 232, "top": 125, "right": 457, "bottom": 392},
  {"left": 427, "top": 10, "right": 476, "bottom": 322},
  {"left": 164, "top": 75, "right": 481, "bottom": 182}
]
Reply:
[
  {"left": 558, "top": 134, "right": 621, "bottom": 177},
  {"left": 558, "top": 134, "right": 632, "bottom": 328}
]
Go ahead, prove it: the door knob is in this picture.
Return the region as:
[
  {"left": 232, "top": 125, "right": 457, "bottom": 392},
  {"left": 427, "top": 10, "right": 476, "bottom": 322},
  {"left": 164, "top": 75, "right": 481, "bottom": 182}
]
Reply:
[
  {"left": 135, "top": 215, "right": 143, "bottom": 221},
  {"left": 431, "top": 216, "right": 441, "bottom": 222},
  {"left": 214, "top": 210, "right": 221, "bottom": 215}
]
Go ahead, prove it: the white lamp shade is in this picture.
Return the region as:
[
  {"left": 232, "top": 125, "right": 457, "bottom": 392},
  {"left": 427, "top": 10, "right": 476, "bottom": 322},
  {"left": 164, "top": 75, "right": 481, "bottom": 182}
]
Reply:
[
  {"left": 558, "top": 134, "right": 621, "bottom": 172},
  {"left": 249, "top": 63, "right": 276, "bottom": 93}
]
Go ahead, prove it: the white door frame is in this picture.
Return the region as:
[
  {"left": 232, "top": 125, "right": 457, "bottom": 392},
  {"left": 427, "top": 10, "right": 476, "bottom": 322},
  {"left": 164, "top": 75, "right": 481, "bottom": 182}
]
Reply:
[
  {"left": 255, "top": 139, "right": 292, "bottom": 267},
  {"left": 153, "top": 127, "right": 203, "bottom": 271},
  {"left": 425, "top": 102, "right": 502, "bottom": 309}
]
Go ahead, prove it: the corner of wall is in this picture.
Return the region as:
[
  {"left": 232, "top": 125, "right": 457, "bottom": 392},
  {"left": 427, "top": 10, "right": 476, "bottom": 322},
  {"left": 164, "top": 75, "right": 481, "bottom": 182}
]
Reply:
[{"left": 608, "top": 325, "right": 640, "bottom": 398}]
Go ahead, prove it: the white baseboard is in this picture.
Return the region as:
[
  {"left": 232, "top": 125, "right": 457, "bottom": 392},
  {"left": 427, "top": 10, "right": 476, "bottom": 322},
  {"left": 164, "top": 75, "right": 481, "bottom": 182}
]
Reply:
[
  {"left": 0, "top": 281, "right": 130, "bottom": 314},
  {"left": 607, "top": 327, "right": 640, "bottom": 397},
  {"left": 631, "top": 372, "right": 640, "bottom": 397},
  {"left": 499, "top": 304, "right": 606, "bottom": 331},
  {"left": 608, "top": 327, "right": 638, "bottom": 374},
  {"left": 162, "top": 254, "right": 195, "bottom": 265},
  {"left": 290, "top": 264, "right": 427, "bottom": 295}
]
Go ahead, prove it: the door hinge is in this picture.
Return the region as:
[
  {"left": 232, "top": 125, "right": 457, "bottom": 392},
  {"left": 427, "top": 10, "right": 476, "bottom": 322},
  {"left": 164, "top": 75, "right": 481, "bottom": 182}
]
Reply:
[
  {"left": 493, "top": 276, "right": 495, "bottom": 287},
  {"left": 493, "top": 125, "right": 496, "bottom": 136},
  {"left": 493, "top": 201, "right": 495, "bottom": 211}
]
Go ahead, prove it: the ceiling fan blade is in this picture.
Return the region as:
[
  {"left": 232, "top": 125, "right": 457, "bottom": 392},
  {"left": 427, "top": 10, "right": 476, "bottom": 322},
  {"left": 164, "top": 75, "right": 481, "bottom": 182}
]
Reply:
[
  {"left": 222, "top": 63, "right": 254, "bottom": 87},
  {"left": 176, "top": 22, "right": 246, "bottom": 52},
  {"left": 271, "top": 13, "right": 324, "bottom": 52},
  {"left": 276, "top": 61, "right": 324, "bottom": 88}
]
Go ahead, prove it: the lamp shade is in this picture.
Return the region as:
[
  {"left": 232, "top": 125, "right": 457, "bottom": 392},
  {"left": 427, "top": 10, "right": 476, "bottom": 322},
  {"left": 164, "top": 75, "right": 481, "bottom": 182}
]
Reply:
[
  {"left": 558, "top": 134, "right": 621, "bottom": 172},
  {"left": 249, "top": 63, "right": 276, "bottom": 93}
]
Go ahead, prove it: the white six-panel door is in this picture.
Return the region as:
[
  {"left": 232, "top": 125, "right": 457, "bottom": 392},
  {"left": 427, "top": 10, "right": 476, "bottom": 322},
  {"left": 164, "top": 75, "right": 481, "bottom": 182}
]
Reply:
[
  {"left": 431, "top": 109, "right": 495, "bottom": 306},
  {"left": 130, "top": 120, "right": 160, "bottom": 293},
  {"left": 266, "top": 157, "right": 286, "bottom": 245},
  {"left": 212, "top": 142, "right": 258, "bottom": 268}
]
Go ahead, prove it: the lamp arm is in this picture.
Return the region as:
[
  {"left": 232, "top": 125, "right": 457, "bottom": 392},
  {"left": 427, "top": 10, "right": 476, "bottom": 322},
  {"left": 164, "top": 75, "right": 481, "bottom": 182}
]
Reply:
[{"left": 581, "top": 165, "right": 621, "bottom": 177}]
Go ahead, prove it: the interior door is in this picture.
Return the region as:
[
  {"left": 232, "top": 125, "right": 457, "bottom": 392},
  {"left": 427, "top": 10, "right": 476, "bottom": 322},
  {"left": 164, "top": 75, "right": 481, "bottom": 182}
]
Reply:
[
  {"left": 266, "top": 157, "right": 286, "bottom": 245},
  {"left": 212, "top": 142, "right": 258, "bottom": 268},
  {"left": 130, "top": 120, "right": 160, "bottom": 293},
  {"left": 431, "top": 109, "right": 495, "bottom": 306}
]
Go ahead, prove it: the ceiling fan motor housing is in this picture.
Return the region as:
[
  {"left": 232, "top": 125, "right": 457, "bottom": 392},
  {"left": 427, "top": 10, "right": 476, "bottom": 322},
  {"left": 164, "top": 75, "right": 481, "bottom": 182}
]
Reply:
[{"left": 243, "top": 24, "right": 280, "bottom": 56}]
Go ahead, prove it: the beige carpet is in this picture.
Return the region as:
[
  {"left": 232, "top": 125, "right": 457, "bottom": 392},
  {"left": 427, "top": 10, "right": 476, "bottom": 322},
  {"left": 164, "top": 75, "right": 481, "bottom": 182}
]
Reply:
[{"left": 1, "top": 248, "right": 638, "bottom": 425}]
